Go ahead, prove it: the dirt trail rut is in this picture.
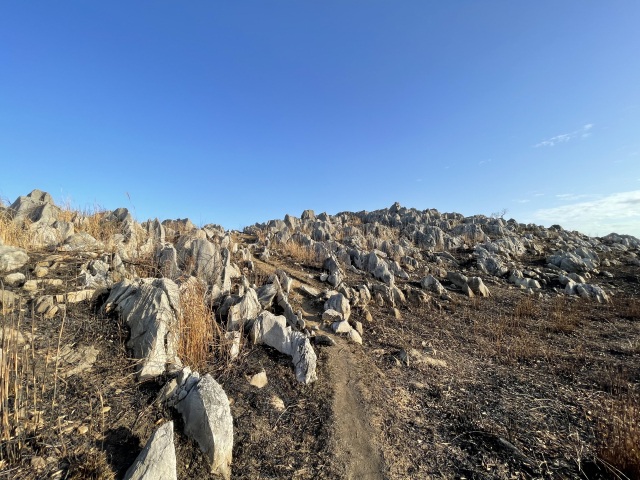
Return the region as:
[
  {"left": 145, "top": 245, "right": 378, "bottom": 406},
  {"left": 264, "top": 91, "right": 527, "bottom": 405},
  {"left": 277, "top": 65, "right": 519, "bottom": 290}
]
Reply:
[{"left": 328, "top": 343, "right": 385, "bottom": 480}]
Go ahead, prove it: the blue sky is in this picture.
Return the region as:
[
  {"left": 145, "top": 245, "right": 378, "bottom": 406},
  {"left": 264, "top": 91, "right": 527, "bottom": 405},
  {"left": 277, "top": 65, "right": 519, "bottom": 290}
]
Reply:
[{"left": 1, "top": 2, "right": 639, "bottom": 236}]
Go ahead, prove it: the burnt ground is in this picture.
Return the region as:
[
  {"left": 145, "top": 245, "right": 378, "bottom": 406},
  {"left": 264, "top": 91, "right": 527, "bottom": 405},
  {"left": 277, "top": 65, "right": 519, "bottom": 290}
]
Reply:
[{"left": 1, "top": 248, "right": 639, "bottom": 479}]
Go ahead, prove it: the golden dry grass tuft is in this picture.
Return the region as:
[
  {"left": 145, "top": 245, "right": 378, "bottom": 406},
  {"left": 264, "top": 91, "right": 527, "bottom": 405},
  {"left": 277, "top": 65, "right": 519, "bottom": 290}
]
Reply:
[
  {"left": 598, "top": 394, "right": 640, "bottom": 479},
  {"left": 178, "top": 278, "right": 229, "bottom": 371},
  {"left": 0, "top": 210, "right": 33, "bottom": 249},
  {"left": 281, "top": 240, "right": 318, "bottom": 266}
]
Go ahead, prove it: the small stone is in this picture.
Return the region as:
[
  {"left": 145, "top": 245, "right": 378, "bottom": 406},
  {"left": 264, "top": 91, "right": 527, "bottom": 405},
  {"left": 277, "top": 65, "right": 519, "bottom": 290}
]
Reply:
[
  {"left": 347, "top": 329, "right": 362, "bottom": 345},
  {"left": 313, "top": 334, "right": 336, "bottom": 347},
  {"left": 248, "top": 371, "right": 268, "bottom": 389},
  {"left": 33, "top": 266, "right": 48, "bottom": 278},
  {"left": 23, "top": 280, "right": 38, "bottom": 292},
  {"left": 77, "top": 425, "right": 89, "bottom": 435},
  {"left": 332, "top": 320, "right": 352, "bottom": 334},
  {"left": 270, "top": 395, "right": 286, "bottom": 412},
  {"left": 4, "top": 272, "right": 26, "bottom": 287},
  {"left": 31, "top": 456, "right": 46, "bottom": 471}
]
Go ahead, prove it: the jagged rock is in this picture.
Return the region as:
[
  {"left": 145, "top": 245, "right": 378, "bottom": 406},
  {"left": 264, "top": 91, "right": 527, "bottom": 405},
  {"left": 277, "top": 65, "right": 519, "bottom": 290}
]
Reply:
[
  {"left": 548, "top": 248, "right": 599, "bottom": 273},
  {"left": 227, "top": 288, "right": 261, "bottom": 331},
  {"left": 346, "top": 329, "right": 363, "bottom": 345},
  {"left": 256, "top": 282, "right": 278, "bottom": 308},
  {"left": 0, "top": 246, "right": 29, "bottom": 272},
  {"left": 324, "top": 293, "right": 351, "bottom": 321},
  {"left": 447, "top": 271, "right": 469, "bottom": 290},
  {"left": 475, "top": 247, "right": 509, "bottom": 277},
  {"left": 467, "top": 277, "right": 491, "bottom": 297},
  {"left": 60, "top": 232, "right": 104, "bottom": 252},
  {"left": 174, "top": 374, "right": 233, "bottom": 479},
  {"left": 565, "top": 282, "right": 609, "bottom": 303},
  {"left": 322, "top": 309, "right": 343, "bottom": 323},
  {"left": 104, "top": 279, "right": 181, "bottom": 380},
  {"left": 9, "top": 189, "right": 58, "bottom": 225},
  {"left": 420, "top": 275, "right": 445, "bottom": 295},
  {"left": 250, "top": 311, "right": 317, "bottom": 384},
  {"left": 391, "top": 285, "right": 406, "bottom": 304},
  {"left": 509, "top": 272, "right": 541, "bottom": 289},
  {"left": 124, "top": 421, "right": 177, "bottom": 480},
  {"left": 332, "top": 320, "right": 352, "bottom": 333},
  {"left": 298, "top": 284, "right": 320, "bottom": 297},
  {"left": 157, "top": 243, "right": 180, "bottom": 279}
]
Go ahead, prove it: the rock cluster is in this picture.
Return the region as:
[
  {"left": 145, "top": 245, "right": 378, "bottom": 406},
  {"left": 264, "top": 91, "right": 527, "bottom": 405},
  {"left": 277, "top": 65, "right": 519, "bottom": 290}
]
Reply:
[{"left": 2, "top": 190, "right": 638, "bottom": 478}]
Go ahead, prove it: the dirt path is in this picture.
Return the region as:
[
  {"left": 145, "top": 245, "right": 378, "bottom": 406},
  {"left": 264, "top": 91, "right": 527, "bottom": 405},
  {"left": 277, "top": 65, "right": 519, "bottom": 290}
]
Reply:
[
  {"left": 249, "top": 251, "right": 386, "bottom": 478},
  {"left": 327, "top": 342, "right": 385, "bottom": 480}
]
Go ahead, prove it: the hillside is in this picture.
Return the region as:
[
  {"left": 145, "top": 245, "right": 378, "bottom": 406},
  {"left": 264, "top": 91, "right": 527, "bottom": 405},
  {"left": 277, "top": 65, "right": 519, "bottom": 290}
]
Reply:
[{"left": 1, "top": 189, "right": 639, "bottom": 479}]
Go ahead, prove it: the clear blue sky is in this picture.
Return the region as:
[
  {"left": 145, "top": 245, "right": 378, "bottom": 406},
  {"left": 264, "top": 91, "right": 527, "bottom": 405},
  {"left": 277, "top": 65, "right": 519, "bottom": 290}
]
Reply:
[{"left": 2, "top": 2, "right": 639, "bottom": 236}]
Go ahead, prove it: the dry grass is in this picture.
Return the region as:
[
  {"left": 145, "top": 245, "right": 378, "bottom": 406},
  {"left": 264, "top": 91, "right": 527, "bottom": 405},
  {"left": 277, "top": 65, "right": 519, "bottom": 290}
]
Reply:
[
  {"left": 178, "top": 278, "right": 229, "bottom": 371},
  {"left": 616, "top": 296, "right": 640, "bottom": 321},
  {"left": 280, "top": 240, "right": 318, "bottom": 266},
  {"left": 0, "top": 210, "right": 33, "bottom": 249},
  {"left": 548, "top": 295, "right": 580, "bottom": 333},
  {"left": 597, "top": 394, "right": 640, "bottom": 479}
]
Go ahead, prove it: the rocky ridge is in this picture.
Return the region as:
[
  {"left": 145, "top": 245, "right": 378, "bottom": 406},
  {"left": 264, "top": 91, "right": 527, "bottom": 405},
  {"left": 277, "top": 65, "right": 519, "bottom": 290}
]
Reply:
[{"left": 1, "top": 190, "right": 639, "bottom": 479}]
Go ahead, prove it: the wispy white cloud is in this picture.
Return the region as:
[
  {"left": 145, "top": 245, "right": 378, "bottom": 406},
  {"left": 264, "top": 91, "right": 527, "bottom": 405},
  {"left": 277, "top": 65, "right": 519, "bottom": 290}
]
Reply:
[
  {"left": 516, "top": 199, "right": 530, "bottom": 204},
  {"left": 555, "top": 193, "right": 597, "bottom": 201},
  {"left": 478, "top": 159, "right": 492, "bottom": 166},
  {"left": 533, "top": 190, "right": 640, "bottom": 237},
  {"left": 534, "top": 124, "right": 594, "bottom": 148}
]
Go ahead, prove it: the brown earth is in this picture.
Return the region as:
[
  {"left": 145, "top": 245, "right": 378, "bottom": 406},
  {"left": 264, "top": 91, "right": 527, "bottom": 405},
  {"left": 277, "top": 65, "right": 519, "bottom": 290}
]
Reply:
[{"left": 1, "top": 245, "right": 639, "bottom": 480}]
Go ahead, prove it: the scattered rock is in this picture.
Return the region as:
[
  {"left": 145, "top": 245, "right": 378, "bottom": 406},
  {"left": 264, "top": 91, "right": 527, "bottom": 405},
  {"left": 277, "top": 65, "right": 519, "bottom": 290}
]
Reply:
[
  {"left": 248, "top": 370, "right": 268, "bottom": 389},
  {"left": 104, "top": 279, "right": 182, "bottom": 380},
  {"left": 123, "top": 421, "right": 177, "bottom": 480},
  {"left": 0, "top": 246, "right": 29, "bottom": 272},
  {"left": 4, "top": 272, "right": 25, "bottom": 287},
  {"left": 250, "top": 311, "right": 317, "bottom": 384},
  {"left": 175, "top": 374, "right": 234, "bottom": 479}
]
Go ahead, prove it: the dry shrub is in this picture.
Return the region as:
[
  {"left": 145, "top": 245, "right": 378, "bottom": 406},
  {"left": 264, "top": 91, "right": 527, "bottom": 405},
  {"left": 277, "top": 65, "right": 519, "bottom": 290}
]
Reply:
[
  {"left": 597, "top": 394, "right": 640, "bottom": 479},
  {"left": 178, "top": 279, "right": 223, "bottom": 370},
  {"left": 281, "top": 241, "right": 317, "bottom": 266}
]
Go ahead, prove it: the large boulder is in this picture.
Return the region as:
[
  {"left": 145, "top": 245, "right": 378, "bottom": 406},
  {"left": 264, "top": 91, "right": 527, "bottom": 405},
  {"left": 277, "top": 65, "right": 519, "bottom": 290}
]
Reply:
[
  {"left": 250, "top": 311, "right": 317, "bottom": 384},
  {"left": 174, "top": 374, "right": 234, "bottom": 479},
  {"left": 123, "top": 421, "right": 177, "bottom": 480},
  {"left": 104, "top": 279, "right": 181, "bottom": 380}
]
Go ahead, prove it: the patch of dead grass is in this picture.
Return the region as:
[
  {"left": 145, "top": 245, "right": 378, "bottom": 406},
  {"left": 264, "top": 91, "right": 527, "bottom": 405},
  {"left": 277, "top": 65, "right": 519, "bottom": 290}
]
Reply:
[{"left": 597, "top": 393, "right": 640, "bottom": 479}]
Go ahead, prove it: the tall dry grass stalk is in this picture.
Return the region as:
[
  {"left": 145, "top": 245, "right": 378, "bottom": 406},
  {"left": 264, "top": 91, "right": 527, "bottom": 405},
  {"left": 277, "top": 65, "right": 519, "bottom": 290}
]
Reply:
[
  {"left": 598, "top": 394, "right": 640, "bottom": 479},
  {"left": 0, "top": 210, "right": 33, "bottom": 249},
  {"left": 178, "top": 279, "right": 220, "bottom": 371}
]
